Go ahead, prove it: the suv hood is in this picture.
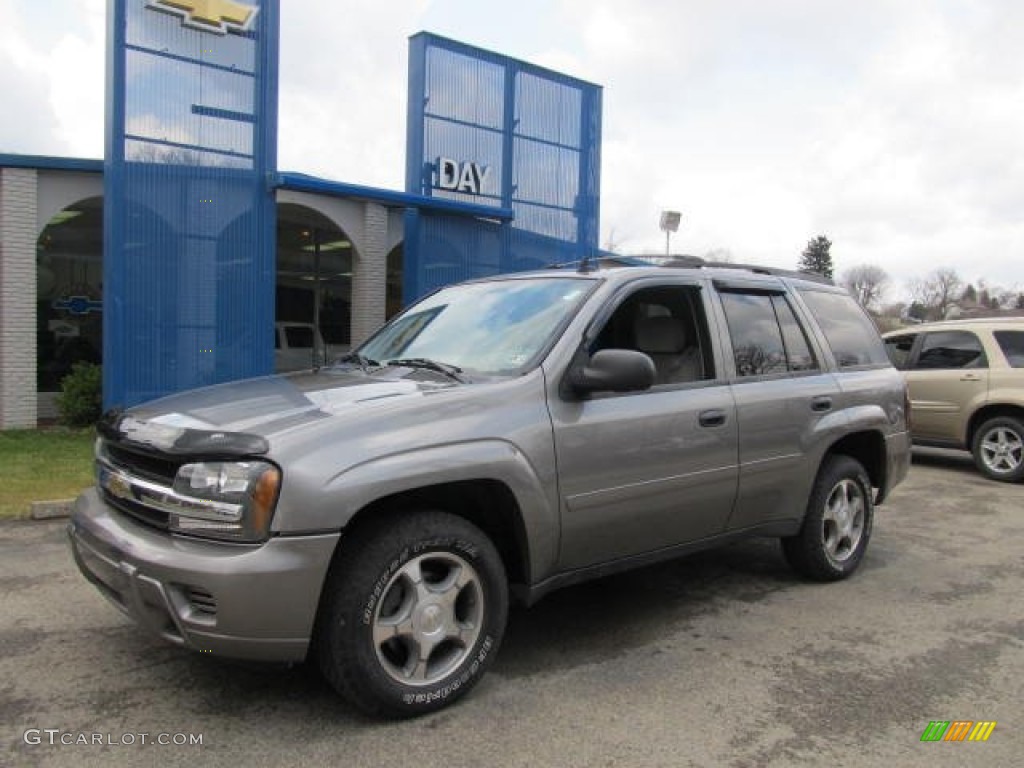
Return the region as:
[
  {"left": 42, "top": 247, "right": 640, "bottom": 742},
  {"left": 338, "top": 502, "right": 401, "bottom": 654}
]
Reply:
[{"left": 100, "top": 369, "right": 456, "bottom": 455}]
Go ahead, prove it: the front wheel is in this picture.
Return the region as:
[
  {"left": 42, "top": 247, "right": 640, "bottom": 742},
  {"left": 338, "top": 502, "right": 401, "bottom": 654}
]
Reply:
[
  {"left": 317, "top": 511, "right": 508, "bottom": 718},
  {"left": 782, "top": 455, "right": 873, "bottom": 582},
  {"left": 971, "top": 416, "right": 1024, "bottom": 482}
]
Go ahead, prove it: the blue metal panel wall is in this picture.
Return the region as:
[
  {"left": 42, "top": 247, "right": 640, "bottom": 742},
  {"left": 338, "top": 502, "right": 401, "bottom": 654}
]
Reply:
[
  {"left": 104, "top": 0, "right": 278, "bottom": 408},
  {"left": 405, "top": 33, "right": 602, "bottom": 302}
]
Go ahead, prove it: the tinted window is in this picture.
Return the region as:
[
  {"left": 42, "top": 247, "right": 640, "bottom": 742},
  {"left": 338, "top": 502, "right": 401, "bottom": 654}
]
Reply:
[
  {"left": 884, "top": 334, "right": 917, "bottom": 369},
  {"left": 798, "top": 290, "right": 889, "bottom": 368},
  {"left": 774, "top": 296, "right": 819, "bottom": 371},
  {"left": 913, "top": 331, "right": 986, "bottom": 370},
  {"left": 285, "top": 326, "right": 315, "bottom": 349},
  {"left": 720, "top": 293, "right": 788, "bottom": 376},
  {"left": 994, "top": 330, "right": 1024, "bottom": 368}
]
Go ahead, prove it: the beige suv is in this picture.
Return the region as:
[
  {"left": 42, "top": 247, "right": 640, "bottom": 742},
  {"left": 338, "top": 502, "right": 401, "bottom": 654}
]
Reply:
[{"left": 883, "top": 318, "right": 1024, "bottom": 481}]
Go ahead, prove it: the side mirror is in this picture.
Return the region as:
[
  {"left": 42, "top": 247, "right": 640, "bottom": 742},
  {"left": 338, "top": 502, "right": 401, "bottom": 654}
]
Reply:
[{"left": 570, "top": 349, "right": 656, "bottom": 395}]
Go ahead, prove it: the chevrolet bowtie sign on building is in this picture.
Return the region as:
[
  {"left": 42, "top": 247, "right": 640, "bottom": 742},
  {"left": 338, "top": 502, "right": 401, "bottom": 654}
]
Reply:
[{"left": 148, "top": 0, "right": 258, "bottom": 35}]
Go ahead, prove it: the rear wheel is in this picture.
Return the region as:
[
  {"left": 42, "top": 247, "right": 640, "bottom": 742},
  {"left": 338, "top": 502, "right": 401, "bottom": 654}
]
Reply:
[
  {"left": 971, "top": 416, "right": 1024, "bottom": 482},
  {"left": 317, "top": 510, "right": 507, "bottom": 718},
  {"left": 782, "top": 455, "right": 873, "bottom": 581}
]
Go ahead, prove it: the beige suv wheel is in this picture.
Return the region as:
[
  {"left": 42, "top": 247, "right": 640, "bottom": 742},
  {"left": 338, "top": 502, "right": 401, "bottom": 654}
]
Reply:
[{"left": 972, "top": 416, "right": 1024, "bottom": 482}]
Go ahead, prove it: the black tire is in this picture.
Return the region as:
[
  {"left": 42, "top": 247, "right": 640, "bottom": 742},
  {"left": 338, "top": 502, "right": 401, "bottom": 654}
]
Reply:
[
  {"left": 971, "top": 416, "right": 1024, "bottom": 483},
  {"left": 317, "top": 510, "right": 508, "bottom": 718},
  {"left": 782, "top": 455, "right": 873, "bottom": 582}
]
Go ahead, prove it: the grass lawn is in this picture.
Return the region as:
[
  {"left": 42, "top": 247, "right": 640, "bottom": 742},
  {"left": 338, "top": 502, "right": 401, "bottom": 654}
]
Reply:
[{"left": 0, "top": 428, "right": 95, "bottom": 518}]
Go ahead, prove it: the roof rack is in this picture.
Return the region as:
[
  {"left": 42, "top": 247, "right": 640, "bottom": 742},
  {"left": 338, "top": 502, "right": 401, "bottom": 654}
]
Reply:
[
  {"left": 547, "top": 255, "right": 656, "bottom": 271},
  {"left": 640, "top": 255, "right": 834, "bottom": 285},
  {"left": 548, "top": 253, "right": 834, "bottom": 286}
]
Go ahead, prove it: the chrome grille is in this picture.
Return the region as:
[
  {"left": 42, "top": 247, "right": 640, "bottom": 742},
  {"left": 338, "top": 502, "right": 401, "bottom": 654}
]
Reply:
[{"left": 102, "top": 441, "right": 180, "bottom": 485}]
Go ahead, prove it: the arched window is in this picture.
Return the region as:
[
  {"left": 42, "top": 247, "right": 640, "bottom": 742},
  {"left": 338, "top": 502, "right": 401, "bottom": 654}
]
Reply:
[{"left": 37, "top": 197, "right": 103, "bottom": 392}]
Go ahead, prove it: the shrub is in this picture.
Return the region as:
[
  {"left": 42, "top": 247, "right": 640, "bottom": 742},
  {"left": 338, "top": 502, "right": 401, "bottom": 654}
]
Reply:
[{"left": 57, "top": 362, "right": 103, "bottom": 427}]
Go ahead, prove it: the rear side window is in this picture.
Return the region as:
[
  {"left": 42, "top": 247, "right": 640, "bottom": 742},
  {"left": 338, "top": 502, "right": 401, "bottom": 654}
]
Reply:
[
  {"left": 720, "top": 292, "right": 819, "bottom": 376},
  {"left": 994, "top": 330, "right": 1024, "bottom": 368},
  {"left": 913, "top": 331, "right": 986, "bottom": 370},
  {"left": 798, "top": 290, "right": 889, "bottom": 368}
]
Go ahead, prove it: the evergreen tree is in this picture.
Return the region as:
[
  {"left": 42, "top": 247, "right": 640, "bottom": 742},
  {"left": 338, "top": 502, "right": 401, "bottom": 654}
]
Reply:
[{"left": 798, "top": 235, "right": 834, "bottom": 279}]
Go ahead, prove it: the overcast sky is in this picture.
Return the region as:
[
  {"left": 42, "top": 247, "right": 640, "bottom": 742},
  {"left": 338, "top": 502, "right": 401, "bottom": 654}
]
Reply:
[{"left": 2, "top": 0, "right": 1022, "bottom": 302}]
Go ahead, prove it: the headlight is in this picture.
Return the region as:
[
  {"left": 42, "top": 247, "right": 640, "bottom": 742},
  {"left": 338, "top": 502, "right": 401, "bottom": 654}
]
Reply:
[{"left": 169, "top": 461, "right": 280, "bottom": 542}]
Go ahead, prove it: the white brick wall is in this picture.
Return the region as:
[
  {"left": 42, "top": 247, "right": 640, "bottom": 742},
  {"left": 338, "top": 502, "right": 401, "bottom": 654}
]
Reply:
[
  {"left": 350, "top": 202, "right": 389, "bottom": 346},
  {"left": 0, "top": 168, "right": 39, "bottom": 428}
]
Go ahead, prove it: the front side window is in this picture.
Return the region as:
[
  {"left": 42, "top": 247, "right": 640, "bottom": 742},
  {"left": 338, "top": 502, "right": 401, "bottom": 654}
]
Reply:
[
  {"left": 798, "top": 289, "right": 889, "bottom": 368},
  {"left": 589, "top": 283, "right": 712, "bottom": 386},
  {"left": 357, "top": 277, "right": 594, "bottom": 375},
  {"left": 994, "top": 330, "right": 1024, "bottom": 368},
  {"left": 719, "top": 292, "right": 818, "bottom": 377},
  {"left": 913, "top": 331, "right": 986, "bottom": 370}
]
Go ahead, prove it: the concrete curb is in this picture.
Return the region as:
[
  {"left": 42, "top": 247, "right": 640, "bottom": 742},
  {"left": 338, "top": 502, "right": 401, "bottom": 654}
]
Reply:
[{"left": 29, "top": 499, "right": 74, "bottom": 520}]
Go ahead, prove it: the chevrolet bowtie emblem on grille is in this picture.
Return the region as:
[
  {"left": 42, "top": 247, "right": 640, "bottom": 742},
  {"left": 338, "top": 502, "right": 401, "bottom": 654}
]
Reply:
[
  {"left": 148, "top": 0, "right": 258, "bottom": 35},
  {"left": 103, "top": 470, "right": 133, "bottom": 502}
]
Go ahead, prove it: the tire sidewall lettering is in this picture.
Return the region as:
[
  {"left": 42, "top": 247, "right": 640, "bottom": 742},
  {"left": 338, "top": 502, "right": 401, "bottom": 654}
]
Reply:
[
  {"left": 400, "top": 635, "right": 495, "bottom": 706},
  {"left": 362, "top": 546, "right": 410, "bottom": 625}
]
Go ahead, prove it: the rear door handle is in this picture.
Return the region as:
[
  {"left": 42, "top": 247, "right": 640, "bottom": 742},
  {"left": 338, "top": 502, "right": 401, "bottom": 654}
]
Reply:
[
  {"left": 698, "top": 409, "right": 727, "bottom": 428},
  {"left": 811, "top": 396, "right": 833, "bottom": 412}
]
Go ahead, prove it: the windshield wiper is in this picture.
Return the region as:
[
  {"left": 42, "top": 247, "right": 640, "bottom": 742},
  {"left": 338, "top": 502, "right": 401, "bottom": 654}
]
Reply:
[
  {"left": 334, "top": 352, "right": 380, "bottom": 372},
  {"left": 386, "top": 358, "right": 467, "bottom": 383}
]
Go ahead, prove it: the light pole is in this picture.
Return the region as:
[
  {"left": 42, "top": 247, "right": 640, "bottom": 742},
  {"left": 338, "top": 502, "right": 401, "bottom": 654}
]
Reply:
[{"left": 659, "top": 210, "right": 681, "bottom": 257}]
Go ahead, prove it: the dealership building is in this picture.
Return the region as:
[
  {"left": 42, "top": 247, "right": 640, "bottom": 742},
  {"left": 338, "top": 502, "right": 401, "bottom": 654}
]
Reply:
[{"left": 0, "top": 0, "right": 602, "bottom": 428}]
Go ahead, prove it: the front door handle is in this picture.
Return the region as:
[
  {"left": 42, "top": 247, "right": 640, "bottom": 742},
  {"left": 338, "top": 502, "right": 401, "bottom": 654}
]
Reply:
[
  {"left": 811, "top": 396, "right": 833, "bottom": 412},
  {"left": 698, "top": 409, "right": 727, "bottom": 428}
]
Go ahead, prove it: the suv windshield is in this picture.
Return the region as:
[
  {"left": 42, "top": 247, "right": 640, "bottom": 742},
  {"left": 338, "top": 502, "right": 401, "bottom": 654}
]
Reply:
[{"left": 356, "top": 277, "right": 594, "bottom": 376}]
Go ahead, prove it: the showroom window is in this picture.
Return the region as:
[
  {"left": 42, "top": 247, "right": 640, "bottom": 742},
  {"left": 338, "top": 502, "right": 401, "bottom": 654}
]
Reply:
[{"left": 36, "top": 198, "right": 103, "bottom": 392}]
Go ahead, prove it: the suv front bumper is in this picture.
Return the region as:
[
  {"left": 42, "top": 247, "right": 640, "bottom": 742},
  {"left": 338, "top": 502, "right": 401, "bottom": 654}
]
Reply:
[{"left": 69, "top": 488, "right": 340, "bottom": 661}]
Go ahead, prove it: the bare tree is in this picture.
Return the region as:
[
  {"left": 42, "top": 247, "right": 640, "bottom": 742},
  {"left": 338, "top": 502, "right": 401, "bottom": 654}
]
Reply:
[
  {"left": 840, "top": 264, "right": 889, "bottom": 311},
  {"left": 907, "top": 268, "right": 963, "bottom": 320}
]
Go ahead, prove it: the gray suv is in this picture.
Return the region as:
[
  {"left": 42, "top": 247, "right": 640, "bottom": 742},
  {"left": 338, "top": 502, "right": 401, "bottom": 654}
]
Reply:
[{"left": 69, "top": 260, "right": 910, "bottom": 717}]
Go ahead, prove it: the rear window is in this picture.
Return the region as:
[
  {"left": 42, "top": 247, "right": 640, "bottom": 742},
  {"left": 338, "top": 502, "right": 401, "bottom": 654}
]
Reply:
[
  {"left": 798, "top": 289, "right": 889, "bottom": 368},
  {"left": 994, "top": 330, "right": 1024, "bottom": 368}
]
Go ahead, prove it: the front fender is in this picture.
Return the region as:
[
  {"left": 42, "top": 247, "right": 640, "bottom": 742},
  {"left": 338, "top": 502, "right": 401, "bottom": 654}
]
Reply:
[{"left": 274, "top": 439, "right": 559, "bottom": 585}]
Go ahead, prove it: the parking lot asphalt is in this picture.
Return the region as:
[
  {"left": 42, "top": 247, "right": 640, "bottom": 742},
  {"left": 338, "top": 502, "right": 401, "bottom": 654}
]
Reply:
[{"left": 2, "top": 448, "right": 1022, "bottom": 768}]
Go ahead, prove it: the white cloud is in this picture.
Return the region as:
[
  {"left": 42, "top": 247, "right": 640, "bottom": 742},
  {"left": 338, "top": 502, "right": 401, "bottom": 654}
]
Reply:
[
  {"left": 0, "top": 0, "right": 105, "bottom": 157},
  {"left": 48, "top": 0, "right": 105, "bottom": 156},
  {"left": 4, "top": 0, "right": 1023, "bottom": 296}
]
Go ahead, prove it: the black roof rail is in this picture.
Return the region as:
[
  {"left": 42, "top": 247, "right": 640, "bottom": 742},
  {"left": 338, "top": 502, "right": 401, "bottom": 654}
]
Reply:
[
  {"left": 655, "top": 256, "right": 834, "bottom": 286},
  {"left": 545, "top": 255, "right": 658, "bottom": 272},
  {"left": 544, "top": 253, "right": 834, "bottom": 286}
]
